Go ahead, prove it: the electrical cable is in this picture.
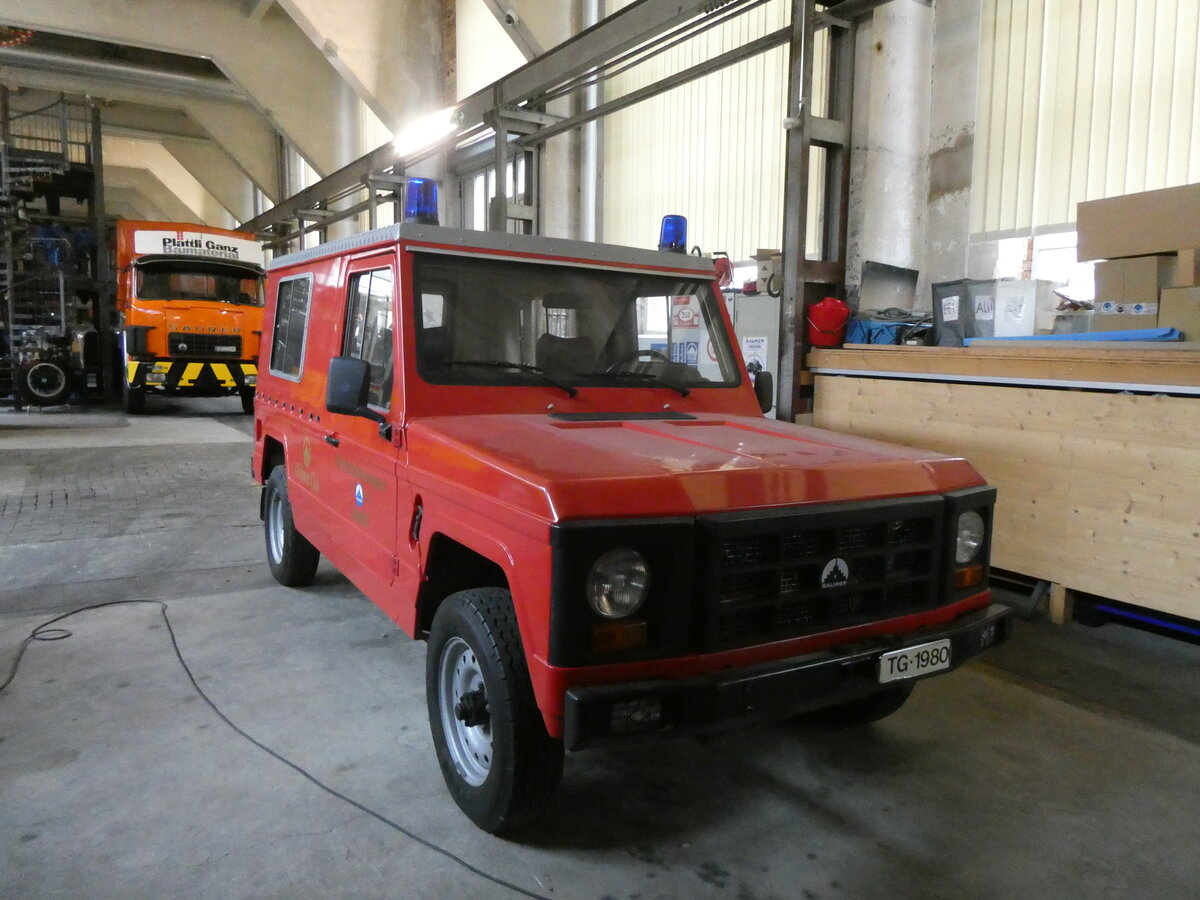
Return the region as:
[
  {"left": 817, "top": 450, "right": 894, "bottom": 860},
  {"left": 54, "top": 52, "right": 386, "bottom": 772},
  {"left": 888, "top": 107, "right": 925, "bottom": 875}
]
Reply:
[{"left": 0, "top": 600, "right": 553, "bottom": 900}]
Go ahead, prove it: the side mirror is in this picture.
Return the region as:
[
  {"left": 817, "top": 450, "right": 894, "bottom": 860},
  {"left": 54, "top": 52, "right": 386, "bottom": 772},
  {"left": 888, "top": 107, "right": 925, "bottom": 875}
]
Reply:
[
  {"left": 326, "top": 356, "right": 371, "bottom": 415},
  {"left": 753, "top": 370, "right": 774, "bottom": 414},
  {"left": 327, "top": 356, "right": 391, "bottom": 438}
]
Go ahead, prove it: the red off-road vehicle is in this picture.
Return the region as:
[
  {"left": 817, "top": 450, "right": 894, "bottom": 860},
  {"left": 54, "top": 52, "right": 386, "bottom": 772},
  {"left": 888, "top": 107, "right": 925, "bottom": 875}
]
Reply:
[{"left": 252, "top": 194, "right": 1008, "bottom": 833}]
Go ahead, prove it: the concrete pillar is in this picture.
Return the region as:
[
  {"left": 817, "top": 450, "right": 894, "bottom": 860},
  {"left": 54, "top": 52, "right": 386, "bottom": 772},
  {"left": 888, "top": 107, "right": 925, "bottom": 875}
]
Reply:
[
  {"left": 846, "top": 0, "right": 933, "bottom": 308},
  {"left": 926, "top": 0, "right": 986, "bottom": 289}
]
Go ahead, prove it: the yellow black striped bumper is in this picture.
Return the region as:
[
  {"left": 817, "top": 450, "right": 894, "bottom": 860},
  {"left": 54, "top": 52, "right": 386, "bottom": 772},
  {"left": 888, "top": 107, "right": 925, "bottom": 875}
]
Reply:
[{"left": 127, "top": 360, "right": 257, "bottom": 394}]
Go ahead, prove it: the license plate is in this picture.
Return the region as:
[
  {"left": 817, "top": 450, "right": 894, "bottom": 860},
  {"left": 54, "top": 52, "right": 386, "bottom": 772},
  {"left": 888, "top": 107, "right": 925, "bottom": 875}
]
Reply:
[
  {"left": 878, "top": 639, "right": 951, "bottom": 683},
  {"left": 215, "top": 345, "right": 237, "bottom": 353}
]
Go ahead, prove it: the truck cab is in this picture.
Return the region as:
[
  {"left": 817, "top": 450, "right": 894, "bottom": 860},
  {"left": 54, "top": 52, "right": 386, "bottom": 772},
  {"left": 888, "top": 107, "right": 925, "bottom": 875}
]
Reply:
[
  {"left": 252, "top": 200, "right": 1009, "bottom": 834},
  {"left": 116, "top": 221, "right": 265, "bottom": 414}
]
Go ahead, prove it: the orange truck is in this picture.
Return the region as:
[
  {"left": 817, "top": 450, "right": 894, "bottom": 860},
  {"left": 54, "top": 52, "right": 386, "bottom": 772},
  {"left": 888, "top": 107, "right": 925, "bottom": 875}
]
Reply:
[{"left": 115, "top": 220, "right": 265, "bottom": 414}]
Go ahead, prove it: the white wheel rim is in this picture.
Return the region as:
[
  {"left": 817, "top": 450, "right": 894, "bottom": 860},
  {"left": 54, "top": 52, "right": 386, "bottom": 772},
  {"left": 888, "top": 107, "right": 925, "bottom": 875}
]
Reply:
[
  {"left": 266, "top": 489, "right": 285, "bottom": 564},
  {"left": 438, "top": 636, "right": 492, "bottom": 786}
]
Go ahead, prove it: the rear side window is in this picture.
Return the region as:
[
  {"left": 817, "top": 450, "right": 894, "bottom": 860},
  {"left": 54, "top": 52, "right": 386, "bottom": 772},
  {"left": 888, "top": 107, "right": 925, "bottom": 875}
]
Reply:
[
  {"left": 269, "top": 275, "right": 312, "bottom": 379},
  {"left": 343, "top": 268, "right": 395, "bottom": 409}
]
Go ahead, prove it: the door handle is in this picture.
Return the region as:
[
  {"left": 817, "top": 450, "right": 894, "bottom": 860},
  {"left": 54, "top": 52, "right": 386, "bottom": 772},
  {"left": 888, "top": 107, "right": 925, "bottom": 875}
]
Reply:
[{"left": 324, "top": 433, "right": 340, "bottom": 447}]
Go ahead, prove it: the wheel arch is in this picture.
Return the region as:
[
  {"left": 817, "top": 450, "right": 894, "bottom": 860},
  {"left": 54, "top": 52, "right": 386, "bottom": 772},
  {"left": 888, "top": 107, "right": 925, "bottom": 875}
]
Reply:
[
  {"left": 259, "top": 434, "right": 286, "bottom": 480},
  {"left": 416, "top": 533, "right": 510, "bottom": 638}
]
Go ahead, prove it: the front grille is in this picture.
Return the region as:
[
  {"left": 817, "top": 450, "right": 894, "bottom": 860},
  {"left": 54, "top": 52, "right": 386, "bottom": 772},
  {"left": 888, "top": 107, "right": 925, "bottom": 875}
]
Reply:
[
  {"left": 699, "top": 497, "right": 945, "bottom": 650},
  {"left": 168, "top": 332, "right": 242, "bottom": 357}
]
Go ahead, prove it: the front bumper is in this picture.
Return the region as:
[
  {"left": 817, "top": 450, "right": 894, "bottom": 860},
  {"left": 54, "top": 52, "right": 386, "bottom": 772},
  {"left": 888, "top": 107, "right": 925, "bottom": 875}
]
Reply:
[
  {"left": 563, "top": 602, "right": 1011, "bottom": 751},
  {"left": 127, "top": 359, "right": 256, "bottom": 396}
]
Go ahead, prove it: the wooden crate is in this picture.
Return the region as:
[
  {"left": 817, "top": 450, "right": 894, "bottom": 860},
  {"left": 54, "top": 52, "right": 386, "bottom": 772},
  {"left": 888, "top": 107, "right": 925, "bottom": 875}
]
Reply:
[{"left": 811, "top": 357, "right": 1200, "bottom": 622}]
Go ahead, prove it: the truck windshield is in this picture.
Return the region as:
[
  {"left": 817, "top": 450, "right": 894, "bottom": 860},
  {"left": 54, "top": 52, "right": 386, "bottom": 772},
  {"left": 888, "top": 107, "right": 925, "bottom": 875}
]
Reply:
[
  {"left": 135, "top": 260, "right": 264, "bottom": 306},
  {"left": 413, "top": 253, "right": 740, "bottom": 390}
]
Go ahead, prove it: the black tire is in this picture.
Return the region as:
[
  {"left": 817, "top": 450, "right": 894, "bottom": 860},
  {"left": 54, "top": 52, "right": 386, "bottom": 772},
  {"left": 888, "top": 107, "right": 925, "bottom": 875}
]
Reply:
[
  {"left": 797, "top": 683, "right": 915, "bottom": 728},
  {"left": 263, "top": 466, "right": 320, "bottom": 587},
  {"left": 123, "top": 378, "right": 146, "bottom": 415},
  {"left": 426, "top": 588, "right": 563, "bottom": 834},
  {"left": 239, "top": 387, "right": 255, "bottom": 415},
  {"left": 18, "top": 360, "right": 71, "bottom": 406}
]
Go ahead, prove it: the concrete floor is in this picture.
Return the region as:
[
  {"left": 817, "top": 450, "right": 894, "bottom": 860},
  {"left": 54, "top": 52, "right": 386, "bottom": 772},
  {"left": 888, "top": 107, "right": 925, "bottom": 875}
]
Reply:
[{"left": 2, "top": 399, "right": 1199, "bottom": 899}]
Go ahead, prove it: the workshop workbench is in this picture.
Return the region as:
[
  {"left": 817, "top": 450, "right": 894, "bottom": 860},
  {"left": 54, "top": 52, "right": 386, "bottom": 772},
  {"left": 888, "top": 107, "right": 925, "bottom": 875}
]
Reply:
[{"left": 811, "top": 343, "right": 1200, "bottom": 624}]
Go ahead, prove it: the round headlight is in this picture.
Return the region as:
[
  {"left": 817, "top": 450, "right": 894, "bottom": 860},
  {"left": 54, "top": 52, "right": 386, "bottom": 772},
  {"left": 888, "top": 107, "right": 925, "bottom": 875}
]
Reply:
[
  {"left": 586, "top": 548, "right": 649, "bottom": 619},
  {"left": 955, "top": 510, "right": 986, "bottom": 564}
]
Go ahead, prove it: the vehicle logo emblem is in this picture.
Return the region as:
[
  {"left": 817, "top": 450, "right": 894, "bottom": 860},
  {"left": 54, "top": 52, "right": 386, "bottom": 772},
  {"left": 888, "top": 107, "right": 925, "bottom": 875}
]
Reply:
[
  {"left": 821, "top": 557, "right": 849, "bottom": 589},
  {"left": 355, "top": 484, "right": 364, "bottom": 507}
]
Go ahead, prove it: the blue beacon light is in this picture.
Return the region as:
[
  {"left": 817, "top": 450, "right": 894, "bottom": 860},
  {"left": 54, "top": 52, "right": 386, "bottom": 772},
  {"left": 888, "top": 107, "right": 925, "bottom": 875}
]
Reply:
[
  {"left": 658, "top": 214, "right": 687, "bottom": 253},
  {"left": 404, "top": 178, "right": 439, "bottom": 225}
]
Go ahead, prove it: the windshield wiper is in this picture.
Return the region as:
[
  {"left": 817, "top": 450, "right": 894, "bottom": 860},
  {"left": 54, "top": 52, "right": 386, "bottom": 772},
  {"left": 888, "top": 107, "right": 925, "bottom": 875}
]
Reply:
[
  {"left": 447, "top": 360, "right": 578, "bottom": 397},
  {"left": 609, "top": 370, "right": 690, "bottom": 397}
]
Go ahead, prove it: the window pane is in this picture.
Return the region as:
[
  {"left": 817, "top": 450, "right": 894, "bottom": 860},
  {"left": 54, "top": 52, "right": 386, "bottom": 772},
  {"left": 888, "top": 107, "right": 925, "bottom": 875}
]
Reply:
[
  {"left": 270, "top": 276, "right": 311, "bottom": 378},
  {"left": 344, "top": 268, "right": 394, "bottom": 408},
  {"left": 413, "top": 254, "right": 739, "bottom": 390}
]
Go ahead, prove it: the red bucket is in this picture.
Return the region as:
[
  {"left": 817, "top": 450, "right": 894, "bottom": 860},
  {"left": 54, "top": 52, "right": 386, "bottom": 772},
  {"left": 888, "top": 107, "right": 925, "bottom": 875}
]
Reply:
[{"left": 807, "top": 296, "right": 850, "bottom": 347}]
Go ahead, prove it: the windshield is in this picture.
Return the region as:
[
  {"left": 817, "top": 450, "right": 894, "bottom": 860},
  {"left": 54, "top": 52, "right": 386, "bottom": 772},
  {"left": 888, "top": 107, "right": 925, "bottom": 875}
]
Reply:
[
  {"left": 413, "top": 253, "right": 740, "bottom": 391},
  {"left": 135, "top": 260, "right": 264, "bottom": 306}
]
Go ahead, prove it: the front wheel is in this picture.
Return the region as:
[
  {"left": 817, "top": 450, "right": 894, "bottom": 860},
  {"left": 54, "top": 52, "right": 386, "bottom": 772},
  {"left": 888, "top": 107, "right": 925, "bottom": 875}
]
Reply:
[
  {"left": 426, "top": 588, "right": 563, "bottom": 834},
  {"left": 239, "top": 387, "right": 255, "bottom": 415},
  {"left": 263, "top": 466, "right": 320, "bottom": 587},
  {"left": 796, "top": 683, "right": 914, "bottom": 727},
  {"left": 123, "top": 378, "right": 146, "bottom": 415}
]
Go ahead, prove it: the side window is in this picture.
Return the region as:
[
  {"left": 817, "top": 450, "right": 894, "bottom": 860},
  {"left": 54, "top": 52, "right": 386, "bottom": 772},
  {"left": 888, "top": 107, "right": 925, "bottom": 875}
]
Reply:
[
  {"left": 344, "top": 268, "right": 395, "bottom": 409},
  {"left": 269, "top": 275, "right": 312, "bottom": 379}
]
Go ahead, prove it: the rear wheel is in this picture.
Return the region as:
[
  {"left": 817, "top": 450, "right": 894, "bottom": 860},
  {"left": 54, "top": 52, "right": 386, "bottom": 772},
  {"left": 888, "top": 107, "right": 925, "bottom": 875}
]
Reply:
[
  {"left": 19, "top": 360, "right": 71, "bottom": 406},
  {"left": 427, "top": 588, "right": 563, "bottom": 834},
  {"left": 797, "top": 683, "right": 914, "bottom": 727},
  {"left": 263, "top": 466, "right": 320, "bottom": 587}
]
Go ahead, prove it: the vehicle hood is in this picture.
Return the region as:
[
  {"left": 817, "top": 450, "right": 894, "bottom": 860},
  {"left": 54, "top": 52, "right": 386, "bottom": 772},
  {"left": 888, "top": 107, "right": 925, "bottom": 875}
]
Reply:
[{"left": 406, "top": 413, "right": 984, "bottom": 522}]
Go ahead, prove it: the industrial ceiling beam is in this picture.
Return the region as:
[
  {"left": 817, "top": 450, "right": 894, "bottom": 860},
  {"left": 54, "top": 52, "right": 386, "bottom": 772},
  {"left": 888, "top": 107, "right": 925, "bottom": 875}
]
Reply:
[
  {"left": 244, "top": 0, "right": 765, "bottom": 237},
  {"left": 0, "top": 47, "right": 246, "bottom": 101}
]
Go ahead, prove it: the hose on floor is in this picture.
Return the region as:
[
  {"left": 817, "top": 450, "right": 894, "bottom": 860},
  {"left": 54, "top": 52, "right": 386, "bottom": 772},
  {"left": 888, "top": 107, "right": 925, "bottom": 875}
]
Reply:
[{"left": 0, "top": 599, "right": 553, "bottom": 900}]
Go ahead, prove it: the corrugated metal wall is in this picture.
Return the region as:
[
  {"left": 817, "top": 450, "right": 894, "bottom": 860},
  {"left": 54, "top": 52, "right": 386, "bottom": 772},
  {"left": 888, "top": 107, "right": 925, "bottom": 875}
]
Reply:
[
  {"left": 601, "top": 1, "right": 827, "bottom": 261},
  {"left": 973, "top": 0, "right": 1200, "bottom": 238}
]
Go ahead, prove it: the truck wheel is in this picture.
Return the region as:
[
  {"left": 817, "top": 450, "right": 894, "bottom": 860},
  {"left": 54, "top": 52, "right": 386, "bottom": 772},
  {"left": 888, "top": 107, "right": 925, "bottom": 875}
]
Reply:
[
  {"left": 239, "top": 387, "right": 255, "bottom": 415},
  {"left": 797, "top": 683, "right": 914, "bottom": 728},
  {"left": 263, "top": 466, "right": 320, "bottom": 587},
  {"left": 426, "top": 588, "right": 564, "bottom": 834},
  {"left": 19, "top": 361, "right": 71, "bottom": 406},
  {"left": 123, "top": 378, "right": 146, "bottom": 415}
]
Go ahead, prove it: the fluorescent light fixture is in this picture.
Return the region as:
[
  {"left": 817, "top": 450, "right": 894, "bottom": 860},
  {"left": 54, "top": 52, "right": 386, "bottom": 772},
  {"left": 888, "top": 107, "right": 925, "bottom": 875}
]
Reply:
[{"left": 393, "top": 107, "right": 462, "bottom": 159}]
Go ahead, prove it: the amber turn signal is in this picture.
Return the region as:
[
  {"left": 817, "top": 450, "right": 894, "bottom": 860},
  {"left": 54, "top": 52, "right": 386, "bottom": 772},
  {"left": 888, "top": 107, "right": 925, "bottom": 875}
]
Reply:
[
  {"left": 591, "top": 619, "right": 648, "bottom": 653},
  {"left": 954, "top": 564, "right": 984, "bottom": 589}
]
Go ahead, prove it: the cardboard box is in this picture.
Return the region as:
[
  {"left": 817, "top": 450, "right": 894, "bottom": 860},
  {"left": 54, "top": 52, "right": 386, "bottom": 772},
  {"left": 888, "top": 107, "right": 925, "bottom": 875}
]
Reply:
[
  {"left": 1159, "top": 286, "right": 1200, "bottom": 340},
  {"left": 1077, "top": 182, "right": 1200, "bottom": 261},
  {"left": 1123, "top": 255, "right": 1176, "bottom": 305},
  {"left": 1173, "top": 248, "right": 1200, "bottom": 287},
  {"left": 1091, "top": 307, "right": 1159, "bottom": 332},
  {"left": 1093, "top": 260, "right": 1124, "bottom": 302}
]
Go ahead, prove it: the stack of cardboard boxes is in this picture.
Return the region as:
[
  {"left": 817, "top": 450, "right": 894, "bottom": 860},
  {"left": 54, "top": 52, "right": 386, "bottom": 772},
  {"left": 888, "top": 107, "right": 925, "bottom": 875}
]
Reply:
[{"left": 1078, "top": 182, "right": 1200, "bottom": 338}]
